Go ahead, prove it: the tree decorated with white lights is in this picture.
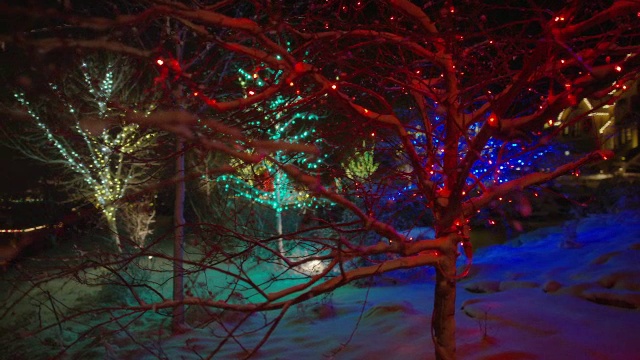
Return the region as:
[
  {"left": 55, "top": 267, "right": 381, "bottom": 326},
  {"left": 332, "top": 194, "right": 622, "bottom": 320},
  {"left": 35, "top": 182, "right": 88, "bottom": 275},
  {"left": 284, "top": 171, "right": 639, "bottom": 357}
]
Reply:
[{"left": 11, "top": 57, "right": 159, "bottom": 250}]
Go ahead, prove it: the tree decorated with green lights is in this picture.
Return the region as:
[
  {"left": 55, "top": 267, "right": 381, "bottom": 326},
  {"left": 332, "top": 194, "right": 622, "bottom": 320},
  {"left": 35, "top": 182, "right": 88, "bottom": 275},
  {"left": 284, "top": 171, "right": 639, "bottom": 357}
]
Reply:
[
  {"left": 344, "top": 142, "right": 379, "bottom": 182},
  {"left": 10, "top": 57, "right": 160, "bottom": 250},
  {"left": 340, "top": 140, "right": 380, "bottom": 197},
  {"left": 216, "top": 66, "right": 329, "bottom": 255}
]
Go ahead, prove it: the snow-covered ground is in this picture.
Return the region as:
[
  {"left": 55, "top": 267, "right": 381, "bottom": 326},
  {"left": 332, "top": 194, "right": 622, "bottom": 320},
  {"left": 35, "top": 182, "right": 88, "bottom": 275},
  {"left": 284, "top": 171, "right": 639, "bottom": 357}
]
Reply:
[{"left": 2, "top": 210, "right": 640, "bottom": 359}]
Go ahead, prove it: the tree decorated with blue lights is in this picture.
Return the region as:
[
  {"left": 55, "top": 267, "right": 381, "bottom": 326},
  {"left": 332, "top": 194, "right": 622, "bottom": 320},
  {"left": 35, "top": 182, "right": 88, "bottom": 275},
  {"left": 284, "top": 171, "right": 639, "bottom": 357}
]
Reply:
[
  {"left": 384, "top": 114, "right": 561, "bottom": 213},
  {"left": 10, "top": 57, "right": 159, "bottom": 250},
  {"left": 3, "top": 1, "right": 640, "bottom": 359}
]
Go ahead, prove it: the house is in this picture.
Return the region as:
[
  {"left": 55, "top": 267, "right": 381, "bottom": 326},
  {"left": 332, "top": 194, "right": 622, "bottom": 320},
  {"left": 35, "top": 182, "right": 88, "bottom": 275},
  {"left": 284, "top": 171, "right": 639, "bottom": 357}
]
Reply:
[{"left": 556, "top": 79, "right": 640, "bottom": 173}]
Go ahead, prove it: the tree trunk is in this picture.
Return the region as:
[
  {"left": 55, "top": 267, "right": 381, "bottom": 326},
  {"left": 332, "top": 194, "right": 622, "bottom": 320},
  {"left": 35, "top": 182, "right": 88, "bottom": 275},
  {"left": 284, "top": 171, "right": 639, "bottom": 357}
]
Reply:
[
  {"left": 432, "top": 241, "right": 458, "bottom": 360},
  {"left": 172, "top": 138, "right": 187, "bottom": 333},
  {"left": 105, "top": 208, "right": 121, "bottom": 252},
  {"left": 274, "top": 171, "right": 285, "bottom": 257},
  {"left": 276, "top": 210, "right": 285, "bottom": 256}
]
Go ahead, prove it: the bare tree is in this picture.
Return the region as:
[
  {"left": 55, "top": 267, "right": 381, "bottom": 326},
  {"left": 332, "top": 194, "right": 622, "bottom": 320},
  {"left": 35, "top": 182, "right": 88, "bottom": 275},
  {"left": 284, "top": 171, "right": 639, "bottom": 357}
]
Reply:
[
  {"left": 120, "top": 195, "right": 156, "bottom": 249},
  {"left": 2, "top": 1, "right": 640, "bottom": 359}
]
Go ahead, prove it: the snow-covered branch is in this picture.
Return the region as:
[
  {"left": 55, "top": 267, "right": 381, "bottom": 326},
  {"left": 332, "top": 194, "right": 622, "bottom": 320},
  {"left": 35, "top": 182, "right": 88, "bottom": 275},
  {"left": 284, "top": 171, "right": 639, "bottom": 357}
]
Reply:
[{"left": 462, "top": 149, "right": 613, "bottom": 218}]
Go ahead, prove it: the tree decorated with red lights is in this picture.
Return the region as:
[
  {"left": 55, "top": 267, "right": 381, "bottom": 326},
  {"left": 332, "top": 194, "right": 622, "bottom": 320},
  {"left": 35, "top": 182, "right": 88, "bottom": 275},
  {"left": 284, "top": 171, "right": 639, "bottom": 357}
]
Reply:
[{"left": 2, "top": 1, "right": 640, "bottom": 359}]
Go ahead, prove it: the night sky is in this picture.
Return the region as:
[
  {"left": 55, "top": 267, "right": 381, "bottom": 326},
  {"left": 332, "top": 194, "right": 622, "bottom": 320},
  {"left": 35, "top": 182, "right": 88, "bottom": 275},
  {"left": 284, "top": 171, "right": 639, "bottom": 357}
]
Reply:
[{"left": 0, "top": 145, "right": 46, "bottom": 196}]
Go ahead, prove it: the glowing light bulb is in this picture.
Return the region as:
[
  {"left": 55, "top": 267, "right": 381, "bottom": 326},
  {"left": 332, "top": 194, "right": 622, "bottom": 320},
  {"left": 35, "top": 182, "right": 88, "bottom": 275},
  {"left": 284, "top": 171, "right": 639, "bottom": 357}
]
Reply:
[{"left": 488, "top": 114, "right": 498, "bottom": 127}]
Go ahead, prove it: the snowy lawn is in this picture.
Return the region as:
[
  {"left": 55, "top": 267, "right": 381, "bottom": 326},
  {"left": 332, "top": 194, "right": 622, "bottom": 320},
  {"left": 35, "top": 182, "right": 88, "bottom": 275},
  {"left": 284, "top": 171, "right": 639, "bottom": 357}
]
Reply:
[{"left": 2, "top": 211, "right": 640, "bottom": 359}]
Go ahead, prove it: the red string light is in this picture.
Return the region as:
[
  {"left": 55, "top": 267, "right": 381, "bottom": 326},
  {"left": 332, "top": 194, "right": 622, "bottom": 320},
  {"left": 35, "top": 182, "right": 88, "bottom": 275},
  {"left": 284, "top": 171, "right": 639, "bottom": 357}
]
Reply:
[{"left": 488, "top": 114, "right": 498, "bottom": 127}]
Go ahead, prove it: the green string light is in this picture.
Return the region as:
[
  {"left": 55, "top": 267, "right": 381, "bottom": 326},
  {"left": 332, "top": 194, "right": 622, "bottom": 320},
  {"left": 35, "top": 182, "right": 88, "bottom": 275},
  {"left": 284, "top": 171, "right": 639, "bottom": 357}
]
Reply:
[{"left": 212, "top": 64, "right": 332, "bottom": 213}]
